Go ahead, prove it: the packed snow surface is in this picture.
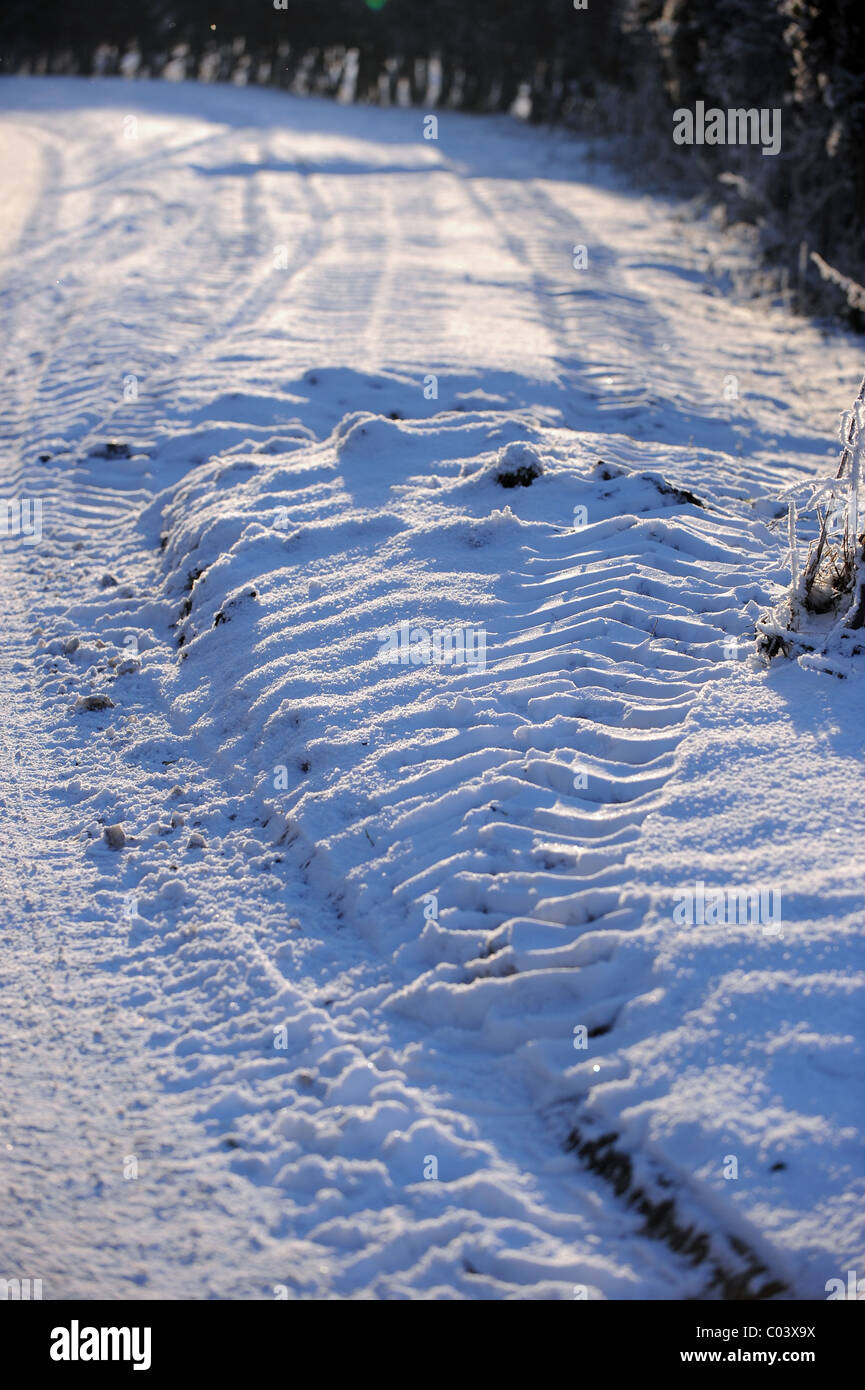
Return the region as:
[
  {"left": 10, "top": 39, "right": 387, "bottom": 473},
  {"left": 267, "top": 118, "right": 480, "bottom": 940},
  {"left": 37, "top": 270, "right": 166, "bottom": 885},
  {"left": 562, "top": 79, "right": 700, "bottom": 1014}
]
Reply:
[{"left": 1, "top": 77, "right": 863, "bottom": 1300}]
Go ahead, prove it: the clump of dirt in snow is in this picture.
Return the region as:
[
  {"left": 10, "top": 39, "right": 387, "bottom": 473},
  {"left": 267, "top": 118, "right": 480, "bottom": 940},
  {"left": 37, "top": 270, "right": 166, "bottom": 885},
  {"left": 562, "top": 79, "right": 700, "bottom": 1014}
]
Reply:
[
  {"left": 104, "top": 824, "right": 126, "bottom": 850},
  {"left": 591, "top": 459, "right": 705, "bottom": 508},
  {"left": 75, "top": 693, "right": 115, "bottom": 712},
  {"left": 88, "top": 441, "right": 131, "bottom": 459},
  {"left": 495, "top": 441, "right": 544, "bottom": 488}
]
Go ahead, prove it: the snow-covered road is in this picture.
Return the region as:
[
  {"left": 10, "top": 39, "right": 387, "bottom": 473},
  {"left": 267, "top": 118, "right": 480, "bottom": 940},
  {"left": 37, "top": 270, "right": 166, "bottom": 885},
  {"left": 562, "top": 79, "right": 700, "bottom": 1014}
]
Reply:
[{"left": 1, "top": 77, "right": 863, "bottom": 1300}]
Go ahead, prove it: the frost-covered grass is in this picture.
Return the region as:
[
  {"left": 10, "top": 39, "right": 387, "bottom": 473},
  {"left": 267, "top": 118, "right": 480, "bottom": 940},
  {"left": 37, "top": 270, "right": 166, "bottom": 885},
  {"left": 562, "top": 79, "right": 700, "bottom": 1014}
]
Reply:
[{"left": 758, "top": 371, "right": 865, "bottom": 673}]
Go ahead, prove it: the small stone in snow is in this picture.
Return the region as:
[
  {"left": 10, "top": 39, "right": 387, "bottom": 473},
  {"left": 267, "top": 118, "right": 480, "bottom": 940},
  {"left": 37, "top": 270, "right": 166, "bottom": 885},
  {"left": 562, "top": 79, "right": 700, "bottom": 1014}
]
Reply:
[
  {"left": 187, "top": 832, "right": 206, "bottom": 850},
  {"left": 100, "top": 574, "right": 118, "bottom": 589},
  {"left": 104, "top": 824, "right": 126, "bottom": 850}
]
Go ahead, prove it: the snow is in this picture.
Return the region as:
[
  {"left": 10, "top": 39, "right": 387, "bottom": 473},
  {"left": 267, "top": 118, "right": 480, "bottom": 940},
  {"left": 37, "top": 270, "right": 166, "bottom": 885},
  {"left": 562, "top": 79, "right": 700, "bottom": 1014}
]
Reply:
[{"left": 0, "top": 75, "right": 863, "bottom": 1300}]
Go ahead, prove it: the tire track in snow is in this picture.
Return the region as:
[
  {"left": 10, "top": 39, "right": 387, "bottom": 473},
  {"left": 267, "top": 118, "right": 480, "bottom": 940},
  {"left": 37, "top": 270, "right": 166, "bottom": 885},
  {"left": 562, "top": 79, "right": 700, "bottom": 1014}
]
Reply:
[
  {"left": 266, "top": 415, "right": 789, "bottom": 1290},
  {"left": 463, "top": 174, "right": 717, "bottom": 434},
  {"left": 0, "top": 122, "right": 329, "bottom": 478},
  {"left": 168, "top": 408, "right": 786, "bottom": 1293}
]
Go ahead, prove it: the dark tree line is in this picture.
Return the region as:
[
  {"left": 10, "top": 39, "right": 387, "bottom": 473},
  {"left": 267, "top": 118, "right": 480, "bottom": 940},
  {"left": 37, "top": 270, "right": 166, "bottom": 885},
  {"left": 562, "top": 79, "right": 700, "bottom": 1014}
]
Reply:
[{"left": 1, "top": 0, "right": 863, "bottom": 323}]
